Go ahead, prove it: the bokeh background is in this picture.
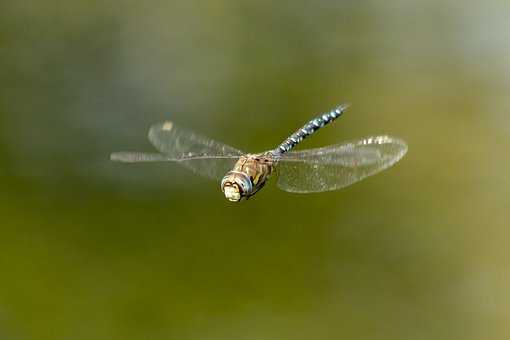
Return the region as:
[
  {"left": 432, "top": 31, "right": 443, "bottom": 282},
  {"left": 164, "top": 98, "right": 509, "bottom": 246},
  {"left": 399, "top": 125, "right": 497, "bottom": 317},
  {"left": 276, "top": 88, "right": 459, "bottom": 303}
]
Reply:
[{"left": 1, "top": 1, "right": 510, "bottom": 339}]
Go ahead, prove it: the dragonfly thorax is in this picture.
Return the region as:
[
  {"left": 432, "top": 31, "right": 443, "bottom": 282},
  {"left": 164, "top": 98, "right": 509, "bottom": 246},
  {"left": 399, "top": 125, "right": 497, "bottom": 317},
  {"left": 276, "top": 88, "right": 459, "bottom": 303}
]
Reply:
[{"left": 221, "top": 153, "right": 276, "bottom": 202}]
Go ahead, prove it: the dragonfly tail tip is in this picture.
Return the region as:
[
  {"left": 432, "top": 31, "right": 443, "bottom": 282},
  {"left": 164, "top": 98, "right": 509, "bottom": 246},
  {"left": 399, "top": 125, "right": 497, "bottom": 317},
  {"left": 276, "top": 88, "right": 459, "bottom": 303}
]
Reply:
[{"left": 338, "top": 103, "right": 351, "bottom": 111}]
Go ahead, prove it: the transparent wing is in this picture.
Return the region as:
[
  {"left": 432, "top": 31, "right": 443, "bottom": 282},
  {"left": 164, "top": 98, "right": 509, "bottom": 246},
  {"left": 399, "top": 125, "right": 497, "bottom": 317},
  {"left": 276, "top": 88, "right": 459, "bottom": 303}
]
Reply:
[
  {"left": 277, "top": 136, "right": 408, "bottom": 193},
  {"left": 111, "top": 152, "right": 176, "bottom": 163},
  {"left": 148, "top": 121, "right": 243, "bottom": 158},
  {"left": 110, "top": 151, "right": 240, "bottom": 180},
  {"left": 110, "top": 152, "right": 238, "bottom": 163},
  {"left": 148, "top": 121, "right": 244, "bottom": 180},
  {"left": 111, "top": 121, "right": 244, "bottom": 180}
]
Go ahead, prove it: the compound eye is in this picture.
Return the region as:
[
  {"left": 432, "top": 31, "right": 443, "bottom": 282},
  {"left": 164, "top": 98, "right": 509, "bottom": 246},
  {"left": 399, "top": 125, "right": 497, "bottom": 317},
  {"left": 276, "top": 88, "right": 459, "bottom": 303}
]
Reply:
[{"left": 241, "top": 178, "right": 251, "bottom": 192}]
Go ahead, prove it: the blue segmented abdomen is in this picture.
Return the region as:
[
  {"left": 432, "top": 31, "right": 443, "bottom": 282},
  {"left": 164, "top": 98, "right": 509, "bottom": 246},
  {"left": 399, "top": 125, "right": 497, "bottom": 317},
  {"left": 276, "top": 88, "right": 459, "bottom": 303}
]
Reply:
[{"left": 275, "top": 104, "right": 349, "bottom": 154}]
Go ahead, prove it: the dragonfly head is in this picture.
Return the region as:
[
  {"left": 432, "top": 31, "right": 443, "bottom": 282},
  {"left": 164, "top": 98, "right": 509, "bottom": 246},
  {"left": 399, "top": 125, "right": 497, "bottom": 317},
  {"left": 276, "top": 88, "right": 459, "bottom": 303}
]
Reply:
[{"left": 221, "top": 171, "right": 253, "bottom": 202}]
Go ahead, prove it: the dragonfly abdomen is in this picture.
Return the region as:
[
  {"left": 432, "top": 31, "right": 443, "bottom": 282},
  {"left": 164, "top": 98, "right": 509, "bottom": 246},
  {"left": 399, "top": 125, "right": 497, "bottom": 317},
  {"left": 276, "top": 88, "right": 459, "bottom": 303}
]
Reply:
[{"left": 276, "top": 104, "right": 349, "bottom": 154}]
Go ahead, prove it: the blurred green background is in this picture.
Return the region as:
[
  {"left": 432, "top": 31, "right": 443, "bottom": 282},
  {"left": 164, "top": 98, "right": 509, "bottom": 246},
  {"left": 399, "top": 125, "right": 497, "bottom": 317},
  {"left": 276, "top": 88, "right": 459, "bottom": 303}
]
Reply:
[{"left": 1, "top": 1, "right": 510, "bottom": 339}]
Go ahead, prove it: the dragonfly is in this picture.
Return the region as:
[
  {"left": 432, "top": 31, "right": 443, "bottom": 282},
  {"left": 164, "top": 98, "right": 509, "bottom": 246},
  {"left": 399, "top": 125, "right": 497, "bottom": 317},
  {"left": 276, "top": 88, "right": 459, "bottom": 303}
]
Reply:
[{"left": 111, "top": 104, "right": 407, "bottom": 202}]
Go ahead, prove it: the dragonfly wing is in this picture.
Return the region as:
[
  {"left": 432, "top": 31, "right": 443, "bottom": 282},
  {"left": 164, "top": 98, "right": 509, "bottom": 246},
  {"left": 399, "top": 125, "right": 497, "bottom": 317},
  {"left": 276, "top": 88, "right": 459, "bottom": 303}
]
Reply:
[
  {"left": 277, "top": 136, "right": 408, "bottom": 193},
  {"left": 148, "top": 121, "right": 245, "bottom": 180},
  {"left": 111, "top": 152, "right": 175, "bottom": 163},
  {"left": 110, "top": 121, "right": 244, "bottom": 180},
  {"left": 177, "top": 157, "right": 241, "bottom": 180},
  {"left": 148, "top": 121, "right": 244, "bottom": 157},
  {"left": 110, "top": 151, "right": 241, "bottom": 180}
]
